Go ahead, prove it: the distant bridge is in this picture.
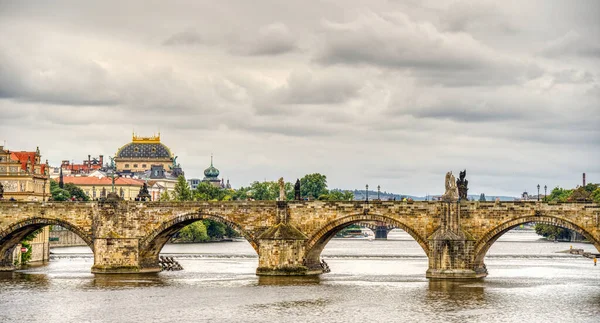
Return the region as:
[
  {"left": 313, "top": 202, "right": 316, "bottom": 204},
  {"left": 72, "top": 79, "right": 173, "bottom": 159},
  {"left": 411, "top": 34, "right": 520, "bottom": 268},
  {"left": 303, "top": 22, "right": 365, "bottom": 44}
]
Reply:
[{"left": 1, "top": 200, "right": 598, "bottom": 279}]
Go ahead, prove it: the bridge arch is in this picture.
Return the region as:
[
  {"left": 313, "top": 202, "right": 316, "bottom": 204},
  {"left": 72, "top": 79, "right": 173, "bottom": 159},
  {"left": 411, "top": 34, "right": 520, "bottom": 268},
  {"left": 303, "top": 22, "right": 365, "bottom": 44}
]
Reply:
[
  {"left": 303, "top": 213, "right": 430, "bottom": 270},
  {"left": 138, "top": 212, "right": 258, "bottom": 270},
  {"left": 473, "top": 215, "right": 600, "bottom": 265},
  {"left": 0, "top": 217, "right": 93, "bottom": 263}
]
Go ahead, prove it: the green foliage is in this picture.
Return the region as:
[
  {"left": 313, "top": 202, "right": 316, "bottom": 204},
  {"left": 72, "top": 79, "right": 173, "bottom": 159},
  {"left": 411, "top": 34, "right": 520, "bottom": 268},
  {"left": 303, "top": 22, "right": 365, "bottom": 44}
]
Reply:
[
  {"left": 50, "top": 180, "right": 70, "bottom": 201},
  {"left": 20, "top": 229, "right": 42, "bottom": 265},
  {"left": 534, "top": 223, "right": 571, "bottom": 240},
  {"left": 172, "top": 175, "right": 192, "bottom": 201},
  {"left": 49, "top": 180, "right": 90, "bottom": 201},
  {"left": 319, "top": 189, "right": 354, "bottom": 201},
  {"left": 479, "top": 193, "right": 486, "bottom": 202},
  {"left": 177, "top": 221, "right": 209, "bottom": 242},
  {"left": 591, "top": 188, "right": 600, "bottom": 203},
  {"left": 193, "top": 182, "right": 233, "bottom": 201},
  {"left": 300, "top": 173, "right": 328, "bottom": 200},
  {"left": 545, "top": 187, "right": 574, "bottom": 202},
  {"left": 203, "top": 220, "right": 227, "bottom": 239},
  {"left": 159, "top": 190, "right": 171, "bottom": 201},
  {"left": 64, "top": 183, "right": 90, "bottom": 201}
]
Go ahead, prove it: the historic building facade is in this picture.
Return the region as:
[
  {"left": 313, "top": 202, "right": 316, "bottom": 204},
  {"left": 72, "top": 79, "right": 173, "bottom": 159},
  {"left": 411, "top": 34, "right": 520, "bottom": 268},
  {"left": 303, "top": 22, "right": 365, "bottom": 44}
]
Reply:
[
  {"left": 0, "top": 145, "right": 50, "bottom": 201},
  {"left": 61, "top": 176, "right": 144, "bottom": 201},
  {"left": 114, "top": 134, "right": 174, "bottom": 172}
]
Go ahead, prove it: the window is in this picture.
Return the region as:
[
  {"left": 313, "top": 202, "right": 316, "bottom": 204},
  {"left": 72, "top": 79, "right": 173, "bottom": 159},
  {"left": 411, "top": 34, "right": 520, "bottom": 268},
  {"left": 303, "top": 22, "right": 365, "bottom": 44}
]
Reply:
[
  {"left": 142, "top": 164, "right": 147, "bottom": 168},
  {"left": 134, "top": 147, "right": 139, "bottom": 152},
  {"left": 151, "top": 148, "right": 157, "bottom": 152},
  {"left": 125, "top": 164, "right": 130, "bottom": 168},
  {"left": 133, "top": 164, "right": 138, "bottom": 168}
]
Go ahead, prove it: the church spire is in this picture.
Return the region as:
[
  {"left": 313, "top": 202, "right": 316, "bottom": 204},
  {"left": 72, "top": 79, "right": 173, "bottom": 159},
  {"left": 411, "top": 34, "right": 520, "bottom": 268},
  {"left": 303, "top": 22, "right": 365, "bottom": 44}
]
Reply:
[{"left": 59, "top": 167, "right": 64, "bottom": 189}]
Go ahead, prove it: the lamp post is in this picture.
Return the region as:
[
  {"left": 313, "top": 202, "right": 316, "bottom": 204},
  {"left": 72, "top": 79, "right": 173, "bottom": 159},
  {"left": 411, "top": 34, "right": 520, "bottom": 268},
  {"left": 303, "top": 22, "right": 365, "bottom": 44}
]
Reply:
[
  {"left": 537, "top": 184, "right": 540, "bottom": 201},
  {"left": 544, "top": 185, "right": 547, "bottom": 201},
  {"left": 365, "top": 184, "right": 369, "bottom": 202},
  {"left": 377, "top": 185, "right": 380, "bottom": 200}
]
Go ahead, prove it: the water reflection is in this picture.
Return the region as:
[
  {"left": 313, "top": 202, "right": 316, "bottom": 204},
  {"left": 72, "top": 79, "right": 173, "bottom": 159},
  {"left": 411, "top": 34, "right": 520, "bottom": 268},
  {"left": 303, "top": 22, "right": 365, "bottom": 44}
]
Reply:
[
  {"left": 86, "top": 273, "right": 169, "bottom": 289},
  {"left": 257, "top": 275, "right": 321, "bottom": 286}
]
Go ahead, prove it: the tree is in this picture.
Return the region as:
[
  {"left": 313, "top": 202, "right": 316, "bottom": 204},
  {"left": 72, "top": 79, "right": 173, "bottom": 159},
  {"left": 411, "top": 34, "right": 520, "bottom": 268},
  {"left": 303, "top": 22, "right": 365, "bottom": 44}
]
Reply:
[
  {"left": 319, "top": 189, "right": 354, "bottom": 201},
  {"left": 159, "top": 190, "right": 171, "bottom": 201},
  {"left": 591, "top": 188, "right": 600, "bottom": 203},
  {"left": 545, "top": 187, "right": 573, "bottom": 202},
  {"left": 203, "top": 220, "right": 227, "bottom": 239},
  {"left": 172, "top": 175, "right": 192, "bottom": 201},
  {"left": 177, "top": 221, "right": 209, "bottom": 242},
  {"left": 535, "top": 223, "right": 571, "bottom": 241},
  {"left": 64, "top": 183, "right": 90, "bottom": 201},
  {"left": 300, "top": 173, "right": 328, "bottom": 200},
  {"left": 194, "top": 182, "right": 229, "bottom": 201},
  {"left": 479, "top": 193, "right": 486, "bottom": 202},
  {"left": 50, "top": 180, "right": 70, "bottom": 201},
  {"left": 247, "top": 181, "right": 278, "bottom": 200}
]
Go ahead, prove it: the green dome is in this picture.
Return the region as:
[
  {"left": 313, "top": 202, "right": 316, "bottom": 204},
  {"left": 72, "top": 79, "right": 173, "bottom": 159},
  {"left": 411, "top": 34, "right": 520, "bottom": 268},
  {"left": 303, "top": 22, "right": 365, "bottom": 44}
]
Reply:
[{"left": 203, "top": 156, "right": 220, "bottom": 181}]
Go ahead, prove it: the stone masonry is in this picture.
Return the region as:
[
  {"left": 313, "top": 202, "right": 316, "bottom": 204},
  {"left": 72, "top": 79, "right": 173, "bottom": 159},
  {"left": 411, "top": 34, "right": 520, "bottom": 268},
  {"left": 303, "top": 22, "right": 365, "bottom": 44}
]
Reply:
[{"left": 0, "top": 200, "right": 598, "bottom": 278}]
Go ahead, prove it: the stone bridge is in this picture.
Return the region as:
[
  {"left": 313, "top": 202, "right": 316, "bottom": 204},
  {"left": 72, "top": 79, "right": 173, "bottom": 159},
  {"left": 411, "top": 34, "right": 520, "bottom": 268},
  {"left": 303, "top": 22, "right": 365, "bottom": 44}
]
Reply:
[{"left": 0, "top": 200, "right": 598, "bottom": 279}]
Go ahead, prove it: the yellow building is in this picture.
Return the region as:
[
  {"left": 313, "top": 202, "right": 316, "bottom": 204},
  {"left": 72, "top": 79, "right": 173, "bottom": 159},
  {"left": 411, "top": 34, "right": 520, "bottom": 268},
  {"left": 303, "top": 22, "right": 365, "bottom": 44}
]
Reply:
[
  {"left": 0, "top": 145, "right": 50, "bottom": 201},
  {"left": 114, "top": 133, "right": 174, "bottom": 172},
  {"left": 61, "top": 176, "right": 144, "bottom": 201}
]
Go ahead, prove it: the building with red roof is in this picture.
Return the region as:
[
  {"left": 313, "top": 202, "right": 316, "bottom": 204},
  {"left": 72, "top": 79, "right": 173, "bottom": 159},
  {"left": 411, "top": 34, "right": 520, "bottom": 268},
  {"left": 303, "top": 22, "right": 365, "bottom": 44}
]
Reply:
[{"left": 0, "top": 145, "right": 50, "bottom": 201}]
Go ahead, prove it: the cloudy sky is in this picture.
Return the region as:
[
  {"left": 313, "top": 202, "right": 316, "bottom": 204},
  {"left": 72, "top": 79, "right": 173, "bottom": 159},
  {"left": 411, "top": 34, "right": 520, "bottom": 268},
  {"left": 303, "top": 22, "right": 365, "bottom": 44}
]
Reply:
[{"left": 0, "top": 0, "right": 598, "bottom": 196}]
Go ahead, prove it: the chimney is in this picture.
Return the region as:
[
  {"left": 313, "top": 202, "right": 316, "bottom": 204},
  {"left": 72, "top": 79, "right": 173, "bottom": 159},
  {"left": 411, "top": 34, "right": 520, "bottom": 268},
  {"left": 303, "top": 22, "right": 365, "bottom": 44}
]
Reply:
[
  {"left": 88, "top": 154, "right": 91, "bottom": 166},
  {"left": 99, "top": 155, "right": 104, "bottom": 166},
  {"left": 583, "top": 173, "right": 586, "bottom": 186}
]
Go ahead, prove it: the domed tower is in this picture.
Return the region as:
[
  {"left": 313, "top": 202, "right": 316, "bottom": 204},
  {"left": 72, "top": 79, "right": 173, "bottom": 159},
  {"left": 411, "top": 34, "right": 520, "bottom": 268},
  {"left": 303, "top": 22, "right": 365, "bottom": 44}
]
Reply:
[
  {"left": 114, "top": 133, "right": 174, "bottom": 172},
  {"left": 202, "top": 155, "right": 221, "bottom": 187}
]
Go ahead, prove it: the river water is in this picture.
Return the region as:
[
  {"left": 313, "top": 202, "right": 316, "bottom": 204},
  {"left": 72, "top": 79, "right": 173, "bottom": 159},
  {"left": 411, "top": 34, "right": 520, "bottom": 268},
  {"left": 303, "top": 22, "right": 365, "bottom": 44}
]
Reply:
[{"left": 1, "top": 230, "right": 599, "bottom": 323}]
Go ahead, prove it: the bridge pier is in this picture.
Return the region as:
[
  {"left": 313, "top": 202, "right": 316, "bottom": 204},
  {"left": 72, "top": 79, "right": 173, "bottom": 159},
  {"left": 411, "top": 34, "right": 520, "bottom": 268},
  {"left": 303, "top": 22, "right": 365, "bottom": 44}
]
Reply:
[
  {"left": 426, "top": 202, "right": 487, "bottom": 279},
  {"left": 91, "top": 238, "right": 158, "bottom": 273},
  {"left": 374, "top": 226, "right": 389, "bottom": 239}
]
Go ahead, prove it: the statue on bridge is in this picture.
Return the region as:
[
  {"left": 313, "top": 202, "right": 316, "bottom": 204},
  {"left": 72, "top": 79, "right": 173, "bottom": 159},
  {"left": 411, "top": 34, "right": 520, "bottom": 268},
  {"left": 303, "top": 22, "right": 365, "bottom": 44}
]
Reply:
[
  {"left": 137, "top": 182, "right": 151, "bottom": 201},
  {"left": 294, "top": 179, "right": 301, "bottom": 201},
  {"left": 442, "top": 171, "right": 459, "bottom": 202},
  {"left": 0, "top": 182, "right": 4, "bottom": 199},
  {"left": 278, "top": 177, "right": 286, "bottom": 201},
  {"left": 457, "top": 169, "right": 469, "bottom": 201}
]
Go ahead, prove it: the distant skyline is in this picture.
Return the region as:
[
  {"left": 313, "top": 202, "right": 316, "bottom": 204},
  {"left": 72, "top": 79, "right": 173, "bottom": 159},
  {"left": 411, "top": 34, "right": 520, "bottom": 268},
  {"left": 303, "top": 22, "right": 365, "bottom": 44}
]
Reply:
[{"left": 1, "top": 1, "right": 598, "bottom": 196}]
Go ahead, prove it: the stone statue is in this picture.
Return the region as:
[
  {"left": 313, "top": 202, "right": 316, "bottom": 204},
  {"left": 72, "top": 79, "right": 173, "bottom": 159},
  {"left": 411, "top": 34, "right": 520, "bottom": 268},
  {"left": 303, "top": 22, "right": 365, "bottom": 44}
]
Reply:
[
  {"left": 101, "top": 187, "right": 107, "bottom": 199},
  {"left": 294, "top": 179, "right": 301, "bottom": 201},
  {"left": 278, "top": 177, "right": 286, "bottom": 201},
  {"left": 137, "top": 182, "right": 151, "bottom": 201},
  {"left": 442, "top": 171, "right": 459, "bottom": 202},
  {"left": 456, "top": 169, "right": 469, "bottom": 200},
  {"left": 120, "top": 187, "right": 124, "bottom": 198},
  {"left": 109, "top": 156, "right": 115, "bottom": 169},
  {"left": 0, "top": 182, "right": 4, "bottom": 199}
]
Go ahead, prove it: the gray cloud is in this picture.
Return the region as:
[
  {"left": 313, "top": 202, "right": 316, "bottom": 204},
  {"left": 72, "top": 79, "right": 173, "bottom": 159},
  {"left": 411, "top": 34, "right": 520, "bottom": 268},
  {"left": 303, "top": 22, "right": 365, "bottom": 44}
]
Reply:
[
  {"left": 540, "top": 31, "right": 600, "bottom": 58},
  {"left": 163, "top": 30, "right": 204, "bottom": 46},
  {"left": 314, "top": 11, "right": 539, "bottom": 86},
  {"left": 230, "top": 23, "right": 297, "bottom": 56}
]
